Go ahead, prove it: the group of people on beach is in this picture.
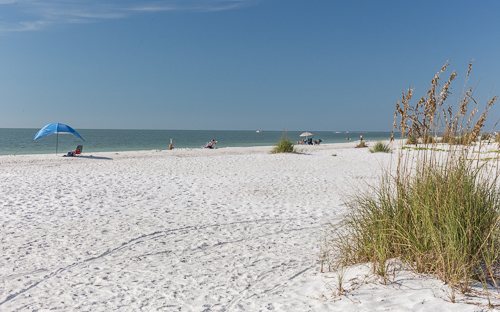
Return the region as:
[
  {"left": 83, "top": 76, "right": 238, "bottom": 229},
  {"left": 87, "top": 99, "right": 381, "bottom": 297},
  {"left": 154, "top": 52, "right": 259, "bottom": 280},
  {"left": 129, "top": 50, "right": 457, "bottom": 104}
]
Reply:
[{"left": 297, "top": 138, "right": 322, "bottom": 145}]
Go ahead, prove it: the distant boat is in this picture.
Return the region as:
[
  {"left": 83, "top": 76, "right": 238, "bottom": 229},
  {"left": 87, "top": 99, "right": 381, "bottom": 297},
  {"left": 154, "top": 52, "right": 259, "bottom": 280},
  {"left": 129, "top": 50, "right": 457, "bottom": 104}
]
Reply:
[{"left": 256, "top": 130, "right": 261, "bottom": 133}]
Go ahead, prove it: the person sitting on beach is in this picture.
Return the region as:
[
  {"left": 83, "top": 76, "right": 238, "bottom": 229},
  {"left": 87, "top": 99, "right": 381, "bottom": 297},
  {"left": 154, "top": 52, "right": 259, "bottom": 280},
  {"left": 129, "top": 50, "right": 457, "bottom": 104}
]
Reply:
[
  {"left": 297, "top": 139, "right": 305, "bottom": 145},
  {"left": 314, "top": 139, "right": 322, "bottom": 145},
  {"left": 204, "top": 139, "right": 217, "bottom": 149}
]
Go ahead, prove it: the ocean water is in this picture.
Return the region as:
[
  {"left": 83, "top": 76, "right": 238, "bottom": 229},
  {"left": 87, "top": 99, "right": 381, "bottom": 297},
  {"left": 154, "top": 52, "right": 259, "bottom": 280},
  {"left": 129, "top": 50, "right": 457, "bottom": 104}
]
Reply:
[{"left": 0, "top": 128, "right": 392, "bottom": 155}]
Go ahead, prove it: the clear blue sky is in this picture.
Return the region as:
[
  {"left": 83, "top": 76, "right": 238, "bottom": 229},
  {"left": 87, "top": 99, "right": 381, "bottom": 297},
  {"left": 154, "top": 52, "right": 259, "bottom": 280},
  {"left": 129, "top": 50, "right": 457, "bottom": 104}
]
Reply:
[{"left": 1, "top": 0, "right": 500, "bottom": 131}]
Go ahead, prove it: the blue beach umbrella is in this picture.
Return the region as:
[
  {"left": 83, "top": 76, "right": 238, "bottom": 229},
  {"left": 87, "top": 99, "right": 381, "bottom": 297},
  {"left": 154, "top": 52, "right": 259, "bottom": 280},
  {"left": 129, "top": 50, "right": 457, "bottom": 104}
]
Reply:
[{"left": 34, "top": 123, "right": 84, "bottom": 154}]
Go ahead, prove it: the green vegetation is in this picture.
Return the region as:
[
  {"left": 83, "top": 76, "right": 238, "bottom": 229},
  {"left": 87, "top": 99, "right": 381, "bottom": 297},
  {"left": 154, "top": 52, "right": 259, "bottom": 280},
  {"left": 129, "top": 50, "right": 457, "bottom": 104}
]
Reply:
[
  {"left": 406, "top": 135, "right": 418, "bottom": 145},
  {"left": 328, "top": 159, "right": 500, "bottom": 298},
  {"left": 355, "top": 141, "right": 368, "bottom": 148},
  {"left": 369, "top": 141, "right": 391, "bottom": 153},
  {"left": 481, "top": 132, "right": 490, "bottom": 141},
  {"left": 324, "top": 61, "right": 500, "bottom": 301},
  {"left": 270, "top": 132, "right": 296, "bottom": 154}
]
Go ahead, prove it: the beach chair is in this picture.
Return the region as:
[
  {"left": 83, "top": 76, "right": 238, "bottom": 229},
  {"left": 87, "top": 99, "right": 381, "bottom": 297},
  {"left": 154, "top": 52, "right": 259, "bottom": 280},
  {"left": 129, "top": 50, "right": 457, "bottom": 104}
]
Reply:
[{"left": 75, "top": 145, "right": 83, "bottom": 155}]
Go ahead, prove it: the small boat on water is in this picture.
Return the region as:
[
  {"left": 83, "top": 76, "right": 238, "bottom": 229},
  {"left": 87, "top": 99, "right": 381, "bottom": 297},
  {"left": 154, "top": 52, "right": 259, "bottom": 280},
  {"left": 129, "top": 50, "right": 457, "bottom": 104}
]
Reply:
[{"left": 256, "top": 130, "right": 261, "bottom": 133}]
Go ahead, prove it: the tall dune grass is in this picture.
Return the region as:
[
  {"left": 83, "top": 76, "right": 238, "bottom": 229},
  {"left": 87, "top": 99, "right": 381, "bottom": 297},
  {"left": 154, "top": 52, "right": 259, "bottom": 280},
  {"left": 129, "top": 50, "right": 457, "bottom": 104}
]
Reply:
[
  {"left": 270, "top": 132, "right": 296, "bottom": 154},
  {"left": 324, "top": 61, "right": 500, "bottom": 300}
]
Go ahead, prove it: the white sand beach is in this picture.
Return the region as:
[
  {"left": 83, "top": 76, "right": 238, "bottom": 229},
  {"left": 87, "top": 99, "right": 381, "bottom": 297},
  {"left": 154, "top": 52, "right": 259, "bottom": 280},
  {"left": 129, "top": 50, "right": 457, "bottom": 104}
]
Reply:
[{"left": 0, "top": 143, "right": 495, "bottom": 311}]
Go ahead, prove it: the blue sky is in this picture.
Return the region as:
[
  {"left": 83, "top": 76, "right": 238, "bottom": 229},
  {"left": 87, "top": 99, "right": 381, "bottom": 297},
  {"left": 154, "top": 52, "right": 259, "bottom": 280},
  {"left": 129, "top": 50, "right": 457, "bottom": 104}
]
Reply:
[{"left": 1, "top": 0, "right": 500, "bottom": 131}]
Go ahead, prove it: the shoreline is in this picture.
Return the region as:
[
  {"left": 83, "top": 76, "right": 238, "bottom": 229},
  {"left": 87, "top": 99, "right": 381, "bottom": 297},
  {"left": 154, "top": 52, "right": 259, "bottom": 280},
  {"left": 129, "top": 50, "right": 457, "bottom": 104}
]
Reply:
[{"left": 0, "top": 141, "right": 380, "bottom": 160}]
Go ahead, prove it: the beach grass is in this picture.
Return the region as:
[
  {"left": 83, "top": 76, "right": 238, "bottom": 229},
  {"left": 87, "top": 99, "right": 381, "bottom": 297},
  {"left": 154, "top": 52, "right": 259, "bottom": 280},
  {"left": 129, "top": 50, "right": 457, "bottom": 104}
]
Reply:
[
  {"left": 324, "top": 60, "right": 500, "bottom": 300},
  {"left": 481, "top": 132, "right": 490, "bottom": 141},
  {"left": 369, "top": 141, "right": 391, "bottom": 153},
  {"left": 406, "top": 135, "right": 418, "bottom": 145},
  {"left": 355, "top": 141, "right": 368, "bottom": 148},
  {"left": 270, "top": 132, "right": 296, "bottom": 154}
]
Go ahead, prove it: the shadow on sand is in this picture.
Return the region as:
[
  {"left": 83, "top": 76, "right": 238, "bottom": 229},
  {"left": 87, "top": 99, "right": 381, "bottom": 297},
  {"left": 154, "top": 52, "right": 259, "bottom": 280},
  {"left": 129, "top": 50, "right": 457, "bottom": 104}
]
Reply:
[{"left": 77, "top": 155, "right": 113, "bottom": 160}]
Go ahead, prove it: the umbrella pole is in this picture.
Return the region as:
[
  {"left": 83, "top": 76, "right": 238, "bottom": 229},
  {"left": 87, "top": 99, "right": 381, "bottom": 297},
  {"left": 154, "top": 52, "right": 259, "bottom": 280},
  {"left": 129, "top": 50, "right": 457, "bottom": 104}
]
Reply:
[{"left": 56, "top": 133, "right": 58, "bottom": 155}]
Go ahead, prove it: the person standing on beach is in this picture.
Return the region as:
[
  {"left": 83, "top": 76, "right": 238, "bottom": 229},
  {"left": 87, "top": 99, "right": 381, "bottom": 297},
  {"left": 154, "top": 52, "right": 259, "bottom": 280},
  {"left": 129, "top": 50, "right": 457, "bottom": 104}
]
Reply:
[
  {"left": 169, "top": 139, "right": 173, "bottom": 150},
  {"left": 360, "top": 134, "right": 363, "bottom": 141}
]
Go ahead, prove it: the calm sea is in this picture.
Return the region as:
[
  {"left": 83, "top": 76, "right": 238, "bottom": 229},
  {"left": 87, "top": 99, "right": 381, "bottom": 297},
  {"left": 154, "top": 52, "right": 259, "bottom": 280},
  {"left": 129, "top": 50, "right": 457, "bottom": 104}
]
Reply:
[{"left": 0, "top": 128, "right": 392, "bottom": 155}]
